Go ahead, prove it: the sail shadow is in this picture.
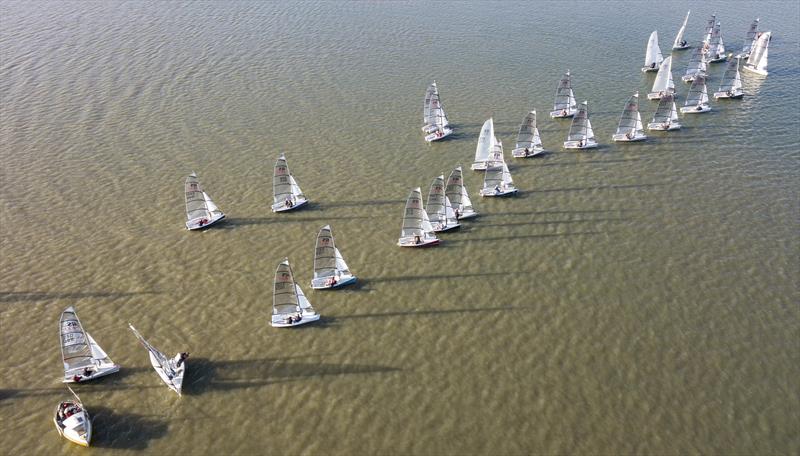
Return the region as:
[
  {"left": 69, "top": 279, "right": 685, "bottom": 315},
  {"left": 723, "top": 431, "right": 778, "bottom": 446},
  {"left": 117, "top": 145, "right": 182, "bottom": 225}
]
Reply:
[
  {"left": 0, "top": 291, "right": 160, "bottom": 303},
  {"left": 478, "top": 218, "right": 629, "bottom": 228},
  {"left": 521, "top": 183, "right": 663, "bottom": 194},
  {"left": 366, "top": 271, "right": 508, "bottom": 284},
  {"left": 90, "top": 406, "right": 169, "bottom": 450},
  {"left": 321, "top": 199, "right": 399, "bottom": 209},
  {"left": 224, "top": 214, "right": 369, "bottom": 227},
  {"left": 447, "top": 231, "right": 602, "bottom": 243},
  {"left": 335, "top": 305, "right": 520, "bottom": 321},
  {"left": 537, "top": 157, "right": 641, "bottom": 167}
]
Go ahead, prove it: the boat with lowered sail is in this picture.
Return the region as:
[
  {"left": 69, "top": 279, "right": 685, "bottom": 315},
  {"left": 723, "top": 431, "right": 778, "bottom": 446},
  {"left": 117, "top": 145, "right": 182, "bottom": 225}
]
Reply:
[
  {"left": 129, "top": 324, "right": 186, "bottom": 396},
  {"left": 54, "top": 387, "right": 91, "bottom": 447}
]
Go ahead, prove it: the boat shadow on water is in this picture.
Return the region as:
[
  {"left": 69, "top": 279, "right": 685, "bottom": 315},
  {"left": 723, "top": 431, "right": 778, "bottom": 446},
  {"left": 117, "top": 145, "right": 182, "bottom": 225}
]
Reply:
[
  {"left": 89, "top": 406, "right": 169, "bottom": 450},
  {"left": 0, "top": 290, "right": 161, "bottom": 304},
  {"left": 220, "top": 213, "right": 369, "bottom": 228}
]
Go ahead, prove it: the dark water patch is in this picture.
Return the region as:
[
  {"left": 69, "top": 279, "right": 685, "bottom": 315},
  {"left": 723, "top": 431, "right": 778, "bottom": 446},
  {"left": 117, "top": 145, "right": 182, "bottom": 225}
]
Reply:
[
  {"left": 336, "top": 305, "right": 519, "bottom": 321},
  {"left": 0, "top": 290, "right": 160, "bottom": 303},
  {"left": 90, "top": 406, "right": 169, "bottom": 450}
]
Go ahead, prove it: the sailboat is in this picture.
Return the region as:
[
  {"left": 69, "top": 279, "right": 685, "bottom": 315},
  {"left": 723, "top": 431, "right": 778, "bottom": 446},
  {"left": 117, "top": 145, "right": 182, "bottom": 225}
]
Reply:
[
  {"left": 185, "top": 172, "right": 225, "bottom": 230},
  {"left": 511, "top": 110, "right": 545, "bottom": 158},
  {"left": 427, "top": 175, "right": 460, "bottom": 231},
  {"left": 736, "top": 18, "right": 760, "bottom": 58},
  {"left": 398, "top": 187, "right": 440, "bottom": 247},
  {"left": 642, "top": 31, "right": 664, "bottom": 72},
  {"left": 128, "top": 324, "right": 186, "bottom": 396},
  {"left": 479, "top": 152, "right": 517, "bottom": 197},
  {"left": 563, "top": 101, "right": 597, "bottom": 149},
  {"left": 422, "top": 81, "right": 454, "bottom": 142},
  {"left": 672, "top": 11, "right": 691, "bottom": 50},
  {"left": 714, "top": 57, "right": 744, "bottom": 99},
  {"left": 53, "top": 387, "right": 91, "bottom": 447},
  {"left": 647, "top": 55, "right": 676, "bottom": 100},
  {"left": 311, "top": 225, "right": 357, "bottom": 289},
  {"left": 445, "top": 166, "right": 478, "bottom": 220},
  {"left": 60, "top": 306, "right": 119, "bottom": 383},
  {"left": 272, "top": 153, "right": 308, "bottom": 212},
  {"left": 703, "top": 14, "right": 716, "bottom": 46},
  {"left": 742, "top": 31, "right": 771, "bottom": 76},
  {"left": 680, "top": 75, "right": 711, "bottom": 113},
  {"left": 707, "top": 21, "right": 727, "bottom": 63},
  {"left": 549, "top": 70, "right": 577, "bottom": 118},
  {"left": 612, "top": 92, "right": 647, "bottom": 142},
  {"left": 647, "top": 93, "right": 681, "bottom": 131},
  {"left": 682, "top": 45, "right": 708, "bottom": 82},
  {"left": 470, "top": 118, "right": 502, "bottom": 171},
  {"left": 271, "top": 258, "right": 320, "bottom": 327}
]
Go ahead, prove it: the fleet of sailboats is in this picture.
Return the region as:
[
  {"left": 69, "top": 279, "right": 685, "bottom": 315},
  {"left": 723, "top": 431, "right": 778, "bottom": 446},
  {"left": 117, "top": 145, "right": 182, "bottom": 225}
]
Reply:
[
  {"left": 312, "top": 225, "right": 357, "bottom": 289},
  {"left": 714, "top": 57, "right": 744, "bottom": 99},
  {"left": 185, "top": 172, "right": 225, "bottom": 230},
  {"left": 445, "top": 166, "right": 478, "bottom": 220},
  {"left": 272, "top": 153, "right": 308, "bottom": 212},
  {"left": 672, "top": 11, "right": 691, "bottom": 50},
  {"left": 549, "top": 70, "right": 577, "bottom": 118},
  {"left": 272, "top": 258, "right": 320, "bottom": 327},
  {"left": 129, "top": 324, "right": 187, "bottom": 396},
  {"left": 612, "top": 92, "right": 646, "bottom": 142},
  {"left": 563, "top": 101, "right": 597, "bottom": 149},
  {"left": 647, "top": 55, "right": 675, "bottom": 100},
  {"left": 511, "top": 110, "right": 545, "bottom": 158},
  {"left": 647, "top": 93, "right": 681, "bottom": 131},
  {"left": 642, "top": 31, "right": 664, "bottom": 72},
  {"left": 680, "top": 75, "right": 711, "bottom": 113},
  {"left": 398, "top": 187, "right": 440, "bottom": 247},
  {"left": 60, "top": 306, "right": 119, "bottom": 383},
  {"left": 742, "top": 31, "right": 771, "bottom": 76},
  {"left": 422, "top": 81, "right": 454, "bottom": 142},
  {"left": 427, "top": 175, "right": 460, "bottom": 231}
]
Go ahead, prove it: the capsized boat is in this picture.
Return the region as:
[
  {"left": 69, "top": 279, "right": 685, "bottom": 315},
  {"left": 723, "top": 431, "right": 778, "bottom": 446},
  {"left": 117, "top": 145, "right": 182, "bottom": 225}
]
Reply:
[
  {"left": 398, "top": 187, "right": 440, "bottom": 247},
  {"left": 272, "top": 153, "right": 308, "bottom": 212},
  {"left": 272, "top": 258, "right": 320, "bottom": 327},
  {"left": 742, "top": 31, "right": 770, "bottom": 76},
  {"left": 549, "top": 70, "right": 577, "bottom": 118},
  {"left": 714, "top": 57, "right": 744, "bottom": 99},
  {"left": 672, "top": 11, "right": 691, "bottom": 50},
  {"left": 445, "top": 166, "right": 478, "bottom": 220},
  {"left": 647, "top": 93, "right": 681, "bottom": 131},
  {"left": 470, "top": 118, "right": 502, "bottom": 170},
  {"left": 54, "top": 387, "right": 91, "bottom": 447},
  {"left": 427, "top": 175, "right": 460, "bottom": 231},
  {"left": 736, "top": 18, "right": 760, "bottom": 58},
  {"left": 479, "top": 158, "right": 517, "bottom": 197},
  {"left": 563, "top": 101, "right": 598, "bottom": 149},
  {"left": 422, "top": 81, "right": 453, "bottom": 142},
  {"left": 642, "top": 31, "right": 664, "bottom": 72},
  {"left": 185, "top": 172, "right": 225, "bottom": 230},
  {"left": 60, "top": 306, "right": 119, "bottom": 383},
  {"left": 647, "top": 55, "right": 676, "bottom": 100},
  {"left": 612, "top": 92, "right": 647, "bottom": 142},
  {"left": 128, "top": 324, "right": 186, "bottom": 396},
  {"left": 682, "top": 45, "right": 708, "bottom": 82},
  {"left": 707, "top": 21, "right": 727, "bottom": 63},
  {"left": 680, "top": 75, "right": 711, "bottom": 113},
  {"left": 311, "top": 225, "right": 357, "bottom": 289},
  {"left": 511, "top": 110, "right": 545, "bottom": 157}
]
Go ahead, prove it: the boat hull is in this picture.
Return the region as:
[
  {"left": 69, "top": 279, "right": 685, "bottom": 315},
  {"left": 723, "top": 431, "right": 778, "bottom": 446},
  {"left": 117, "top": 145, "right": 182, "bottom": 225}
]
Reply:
[
  {"left": 672, "top": 44, "right": 691, "bottom": 50},
  {"left": 311, "top": 274, "right": 357, "bottom": 290},
  {"left": 186, "top": 213, "right": 225, "bottom": 230},
  {"left": 647, "top": 91, "right": 675, "bottom": 100},
  {"left": 713, "top": 91, "right": 744, "bottom": 99},
  {"left": 549, "top": 109, "right": 576, "bottom": 118},
  {"left": 54, "top": 404, "right": 91, "bottom": 447},
  {"left": 681, "top": 73, "right": 705, "bottom": 83},
  {"left": 456, "top": 210, "right": 478, "bottom": 220},
  {"left": 272, "top": 198, "right": 308, "bottom": 213},
  {"left": 433, "top": 222, "right": 460, "bottom": 232},
  {"left": 563, "top": 140, "right": 598, "bottom": 149},
  {"left": 641, "top": 66, "right": 659, "bottom": 73},
  {"left": 422, "top": 123, "right": 449, "bottom": 133},
  {"left": 425, "top": 127, "right": 453, "bottom": 142},
  {"left": 647, "top": 122, "right": 681, "bottom": 131},
  {"left": 612, "top": 133, "right": 647, "bottom": 142},
  {"left": 470, "top": 162, "right": 489, "bottom": 171},
  {"left": 271, "top": 312, "right": 321, "bottom": 328},
  {"left": 680, "top": 105, "right": 711, "bottom": 114},
  {"left": 398, "top": 237, "right": 440, "bottom": 247},
  {"left": 63, "top": 364, "right": 120, "bottom": 383},
  {"left": 479, "top": 187, "right": 518, "bottom": 197},
  {"left": 741, "top": 65, "right": 768, "bottom": 76},
  {"left": 511, "top": 147, "right": 545, "bottom": 158}
]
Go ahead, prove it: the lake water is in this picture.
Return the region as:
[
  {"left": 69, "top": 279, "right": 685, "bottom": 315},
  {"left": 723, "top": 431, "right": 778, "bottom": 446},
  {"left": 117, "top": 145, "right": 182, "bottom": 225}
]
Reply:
[{"left": 1, "top": 1, "right": 798, "bottom": 454}]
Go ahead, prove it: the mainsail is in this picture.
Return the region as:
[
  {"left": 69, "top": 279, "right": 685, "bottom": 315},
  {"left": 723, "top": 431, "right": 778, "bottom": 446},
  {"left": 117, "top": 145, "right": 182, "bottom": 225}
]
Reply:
[
  {"left": 708, "top": 21, "right": 726, "bottom": 61},
  {"left": 685, "top": 75, "right": 709, "bottom": 108},
  {"left": 273, "top": 154, "right": 305, "bottom": 206},
  {"left": 273, "top": 259, "right": 300, "bottom": 317},
  {"left": 644, "top": 31, "right": 664, "bottom": 69},
  {"left": 651, "top": 56, "right": 675, "bottom": 96},
  {"left": 717, "top": 58, "right": 743, "bottom": 94},
  {"left": 744, "top": 31, "right": 770, "bottom": 74},
  {"left": 515, "top": 111, "right": 542, "bottom": 151},
  {"left": 185, "top": 173, "right": 210, "bottom": 222},
  {"left": 401, "top": 187, "right": 426, "bottom": 239},
  {"left": 445, "top": 166, "right": 476, "bottom": 217},
  {"left": 703, "top": 14, "right": 716, "bottom": 45},
  {"left": 423, "top": 82, "right": 449, "bottom": 130},
  {"left": 739, "top": 18, "right": 760, "bottom": 57},
  {"left": 313, "top": 225, "right": 338, "bottom": 280},
  {"left": 474, "top": 118, "right": 495, "bottom": 163},
  {"left": 60, "top": 307, "right": 95, "bottom": 374},
  {"left": 652, "top": 93, "right": 679, "bottom": 124},
  {"left": 684, "top": 45, "right": 707, "bottom": 80},
  {"left": 673, "top": 11, "right": 690, "bottom": 49},
  {"left": 567, "top": 102, "right": 593, "bottom": 142},
  {"left": 426, "top": 175, "right": 448, "bottom": 228},
  {"left": 615, "top": 93, "right": 644, "bottom": 137},
  {"left": 553, "top": 71, "right": 576, "bottom": 113}
]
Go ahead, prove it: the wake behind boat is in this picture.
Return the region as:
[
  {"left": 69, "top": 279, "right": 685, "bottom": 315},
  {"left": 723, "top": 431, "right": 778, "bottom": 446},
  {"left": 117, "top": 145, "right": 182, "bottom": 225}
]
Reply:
[
  {"left": 60, "top": 306, "right": 119, "bottom": 383},
  {"left": 311, "top": 225, "right": 357, "bottom": 289},
  {"left": 647, "top": 93, "right": 681, "bottom": 131},
  {"left": 549, "top": 70, "right": 577, "bottom": 118},
  {"left": 129, "top": 324, "right": 187, "bottom": 396},
  {"left": 612, "top": 92, "right": 646, "bottom": 142},
  {"left": 422, "top": 81, "right": 453, "bottom": 142},
  {"left": 714, "top": 57, "right": 744, "bottom": 99},
  {"left": 398, "top": 187, "right": 440, "bottom": 247},
  {"left": 563, "top": 101, "right": 597, "bottom": 149},
  {"left": 185, "top": 172, "right": 225, "bottom": 230},
  {"left": 272, "top": 153, "right": 308, "bottom": 212},
  {"left": 272, "top": 258, "right": 320, "bottom": 327},
  {"left": 445, "top": 166, "right": 478, "bottom": 220},
  {"left": 642, "top": 31, "right": 664, "bottom": 72},
  {"left": 680, "top": 75, "right": 711, "bottom": 113},
  {"left": 54, "top": 387, "right": 91, "bottom": 447},
  {"left": 427, "top": 175, "right": 460, "bottom": 232},
  {"left": 511, "top": 110, "right": 545, "bottom": 158}
]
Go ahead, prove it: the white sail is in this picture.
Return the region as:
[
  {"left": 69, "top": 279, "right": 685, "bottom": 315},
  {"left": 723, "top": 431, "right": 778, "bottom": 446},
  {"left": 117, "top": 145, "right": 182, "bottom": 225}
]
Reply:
[
  {"left": 650, "top": 56, "right": 675, "bottom": 97},
  {"left": 643, "top": 31, "right": 664, "bottom": 70},
  {"left": 203, "top": 192, "right": 222, "bottom": 217},
  {"left": 422, "top": 82, "right": 436, "bottom": 127},
  {"left": 501, "top": 162, "right": 513, "bottom": 186},
  {"left": 744, "top": 31, "right": 770, "bottom": 75},
  {"left": 703, "top": 14, "right": 716, "bottom": 44},
  {"left": 185, "top": 173, "right": 210, "bottom": 222},
  {"left": 60, "top": 307, "right": 118, "bottom": 382},
  {"left": 296, "top": 284, "right": 314, "bottom": 312},
  {"left": 474, "top": 118, "right": 494, "bottom": 163},
  {"left": 422, "top": 81, "right": 449, "bottom": 131},
  {"left": 480, "top": 155, "right": 517, "bottom": 196},
  {"left": 512, "top": 110, "right": 543, "bottom": 157},
  {"left": 708, "top": 21, "right": 726, "bottom": 61},
  {"left": 648, "top": 94, "right": 680, "bottom": 130},
  {"left": 683, "top": 45, "right": 708, "bottom": 81},
  {"left": 567, "top": 102, "right": 591, "bottom": 142},
  {"left": 443, "top": 196, "right": 458, "bottom": 227},
  {"left": 128, "top": 324, "right": 184, "bottom": 395},
  {"left": 426, "top": 175, "right": 448, "bottom": 229},
  {"left": 673, "top": 11, "right": 690, "bottom": 49},
  {"left": 716, "top": 57, "right": 743, "bottom": 97},
  {"left": 273, "top": 259, "right": 300, "bottom": 317},
  {"left": 613, "top": 92, "right": 645, "bottom": 140},
  {"left": 738, "top": 18, "right": 760, "bottom": 57},
  {"left": 313, "top": 225, "right": 338, "bottom": 280},
  {"left": 399, "top": 187, "right": 438, "bottom": 245},
  {"left": 684, "top": 75, "right": 709, "bottom": 107},
  {"left": 551, "top": 70, "right": 577, "bottom": 116},
  {"left": 445, "top": 166, "right": 476, "bottom": 218},
  {"left": 334, "top": 248, "right": 350, "bottom": 274},
  {"left": 273, "top": 153, "right": 307, "bottom": 211}
]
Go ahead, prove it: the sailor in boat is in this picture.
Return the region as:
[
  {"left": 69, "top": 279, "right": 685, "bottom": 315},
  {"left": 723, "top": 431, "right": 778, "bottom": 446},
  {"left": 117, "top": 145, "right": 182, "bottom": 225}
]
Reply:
[
  {"left": 626, "top": 131, "right": 633, "bottom": 140},
  {"left": 435, "top": 130, "right": 443, "bottom": 138},
  {"left": 680, "top": 39, "right": 687, "bottom": 47},
  {"left": 663, "top": 120, "right": 671, "bottom": 129},
  {"left": 284, "top": 197, "right": 294, "bottom": 208},
  {"left": 650, "top": 62, "right": 657, "bottom": 69},
  {"left": 198, "top": 218, "right": 207, "bottom": 227},
  {"left": 696, "top": 105, "right": 703, "bottom": 111},
  {"left": 524, "top": 147, "right": 530, "bottom": 154},
  {"left": 329, "top": 276, "right": 337, "bottom": 287},
  {"left": 561, "top": 109, "right": 567, "bottom": 116},
  {"left": 579, "top": 139, "right": 585, "bottom": 147},
  {"left": 414, "top": 235, "right": 421, "bottom": 244},
  {"left": 177, "top": 352, "right": 189, "bottom": 367},
  {"left": 494, "top": 184, "right": 502, "bottom": 194},
  {"left": 454, "top": 209, "right": 460, "bottom": 219}
]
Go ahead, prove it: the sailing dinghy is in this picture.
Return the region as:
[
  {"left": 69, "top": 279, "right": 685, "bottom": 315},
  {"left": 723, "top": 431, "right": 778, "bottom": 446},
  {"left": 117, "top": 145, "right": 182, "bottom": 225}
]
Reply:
[
  {"left": 60, "top": 306, "right": 119, "bottom": 383},
  {"left": 129, "top": 324, "right": 186, "bottom": 396},
  {"left": 53, "top": 387, "right": 91, "bottom": 447},
  {"left": 427, "top": 175, "right": 460, "bottom": 231},
  {"left": 445, "top": 166, "right": 478, "bottom": 220},
  {"left": 680, "top": 75, "right": 711, "bottom": 113},
  {"left": 185, "top": 172, "right": 225, "bottom": 230},
  {"left": 647, "top": 93, "right": 681, "bottom": 131},
  {"left": 479, "top": 157, "right": 517, "bottom": 197},
  {"left": 714, "top": 57, "right": 744, "bottom": 99},
  {"left": 736, "top": 18, "right": 760, "bottom": 58},
  {"left": 422, "top": 81, "right": 453, "bottom": 142},
  {"left": 707, "top": 21, "right": 727, "bottom": 63},
  {"left": 272, "top": 258, "right": 320, "bottom": 327},
  {"left": 311, "top": 225, "right": 357, "bottom": 289},
  {"left": 642, "top": 31, "right": 664, "bottom": 72},
  {"left": 612, "top": 92, "right": 647, "bottom": 142},
  {"left": 398, "top": 187, "right": 440, "bottom": 247},
  {"left": 672, "top": 11, "right": 691, "bottom": 50},
  {"left": 647, "top": 56, "right": 676, "bottom": 100},
  {"left": 563, "top": 101, "right": 597, "bottom": 149},
  {"left": 272, "top": 153, "right": 308, "bottom": 212},
  {"left": 682, "top": 45, "right": 708, "bottom": 82},
  {"left": 511, "top": 110, "right": 545, "bottom": 158},
  {"left": 470, "top": 118, "right": 502, "bottom": 171},
  {"left": 742, "top": 31, "right": 770, "bottom": 76},
  {"left": 549, "top": 70, "right": 577, "bottom": 118}
]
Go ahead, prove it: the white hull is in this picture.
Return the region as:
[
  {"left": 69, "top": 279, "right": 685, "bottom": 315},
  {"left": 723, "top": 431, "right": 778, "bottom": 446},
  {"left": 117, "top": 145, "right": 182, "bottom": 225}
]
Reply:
[
  {"left": 311, "top": 274, "right": 357, "bottom": 290},
  {"left": 641, "top": 66, "right": 659, "bottom": 72},
  {"left": 713, "top": 90, "right": 744, "bottom": 99},
  {"left": 708, "top": 56, "right": 727, "bottom": 63},
  {"left": 433, "top": 221, "right": 460, "bottom": 232},
  {"left": 672, "top": 44, "right": 691, "bottom": 50},
  {"left": 647, "top": 122, "right": 681, "bottom": 131},
  {"left": 398, "top": 236, "right": 440, "bottom": 247},
  {"left": 470, "top": 161, "right": 489, "bottom": 171},
  {"left": 511, "top": 147, "right": 545, "bottom": 158},
  {"left": 272, "top": 197, "right": 308, "bottom": 212},
  {"left": 742, "top": 65, "right": 768, "bottom": 76},
  {"left": 680, "top": 105, "right": 711, "bottom": 114},
  {"left": 63, "top": 364, "right": 119, "bottom": 383},
  {"left": 479, "top": 187, "right": 517, "bottom": 197},
  {"left": 682, "top": 74, "right": 706, "bottom": 83},
  {"left": 647, "top": 91, "right": 675, "bottom": 100},
  {"left": 612, "top": 133, "right": 647, "bottom": 142},
  {"left": 186, "top": 213, "right": 225, "bottom": 230},
  {"left": 54, "top": 402, "right": 91, "bottom": 447},
  {"left": 456, "top": 210, "right": 478, "bottom": 220},
  {"left": 422, "top": 123, "right": 449, "bottom": 133},
  {"left": 151, "top": 352, "right": 184, "bottom": 396},
  {"left": 549, "top": 109, "right": 576, "bottom": 118},
  {"left": 271, "top": 312, "right": 321, "bottom": 328},
  {"left": 425, "top": 127, "right": 453, "bottom": 142},
  {"left": 563, "top": 139, "right": 598, "bottom": 149}
]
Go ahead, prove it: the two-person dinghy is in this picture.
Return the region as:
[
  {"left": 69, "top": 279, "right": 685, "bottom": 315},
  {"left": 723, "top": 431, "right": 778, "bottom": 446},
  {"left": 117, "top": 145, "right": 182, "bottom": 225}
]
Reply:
[
  {"left": 422, "top": 81, "right": 453, "bottom": 142},
  {"left": 185, "top": 172, "right": 225, "bottom": 230},
  {"left": 672, "top": 11, "right": 691, "bottom": 50},
  {"left": 714, "top": 57, "right": 744, "bottom": 99},
  {"left": 680, "top": 75, "right": 711, "bottom": 113},
  {"left": 445, "top": 166, "right": 478, "bottom": 220},
  {"left": 54, "top": 387, "right": 91, "bottom": 447},
  {"left": 60, "top": 306, "right": 119, "bottom": 383},
  {"left": 647, "top": 93, "right": 681, "bottom": 131},
  {"left": 272, "top": 258, "right": 320, "bottom": 327},
  {"left": 398, "top": 187, "right": 440, "bottom": 247},
  {"left": 479, "top": 157, "right": 517, "bottom": 197},
  {"left": 129, "top": 324, "right": 187, "bottom": 396},
  {"left": 682, "top": 45, "right": 708, "bottom": 83},
  {"left": 612, "top": 92, "right": 647, "bottom": 142},
  {"left": 648, "top": 55, "right": 676, "bottom": 100},
  {"left": 736, "top": 18, "right": 760, "bottom": 59},
  {"left": 707, "top": 21, "right": 727, "bottom": 63},
  {"left": 427, "top": 175, "right": 460, "bottom": 231},
  {"left": 642, "top": 31, "right": 664, "bottom": 72},
  {"left": 311, "top": 225, "right": 357, "bottom": 289},
  {"left": 742, "top": 31, "right": 771, "bottom": 76},
  {"left": 272, "top": 153, "right": 308, "bottom": 212},
  {"left": 471, "top": 118, "right": 503, "bottom": 171},
  {"left": 549, "top": 70, "right": 577, "bottom": 118},
  {"left": 511, "top": 110, "right": 545, "bottom": 158},
  {"left": 563, "top": 101, "right": 597, "bottom": 149}
]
